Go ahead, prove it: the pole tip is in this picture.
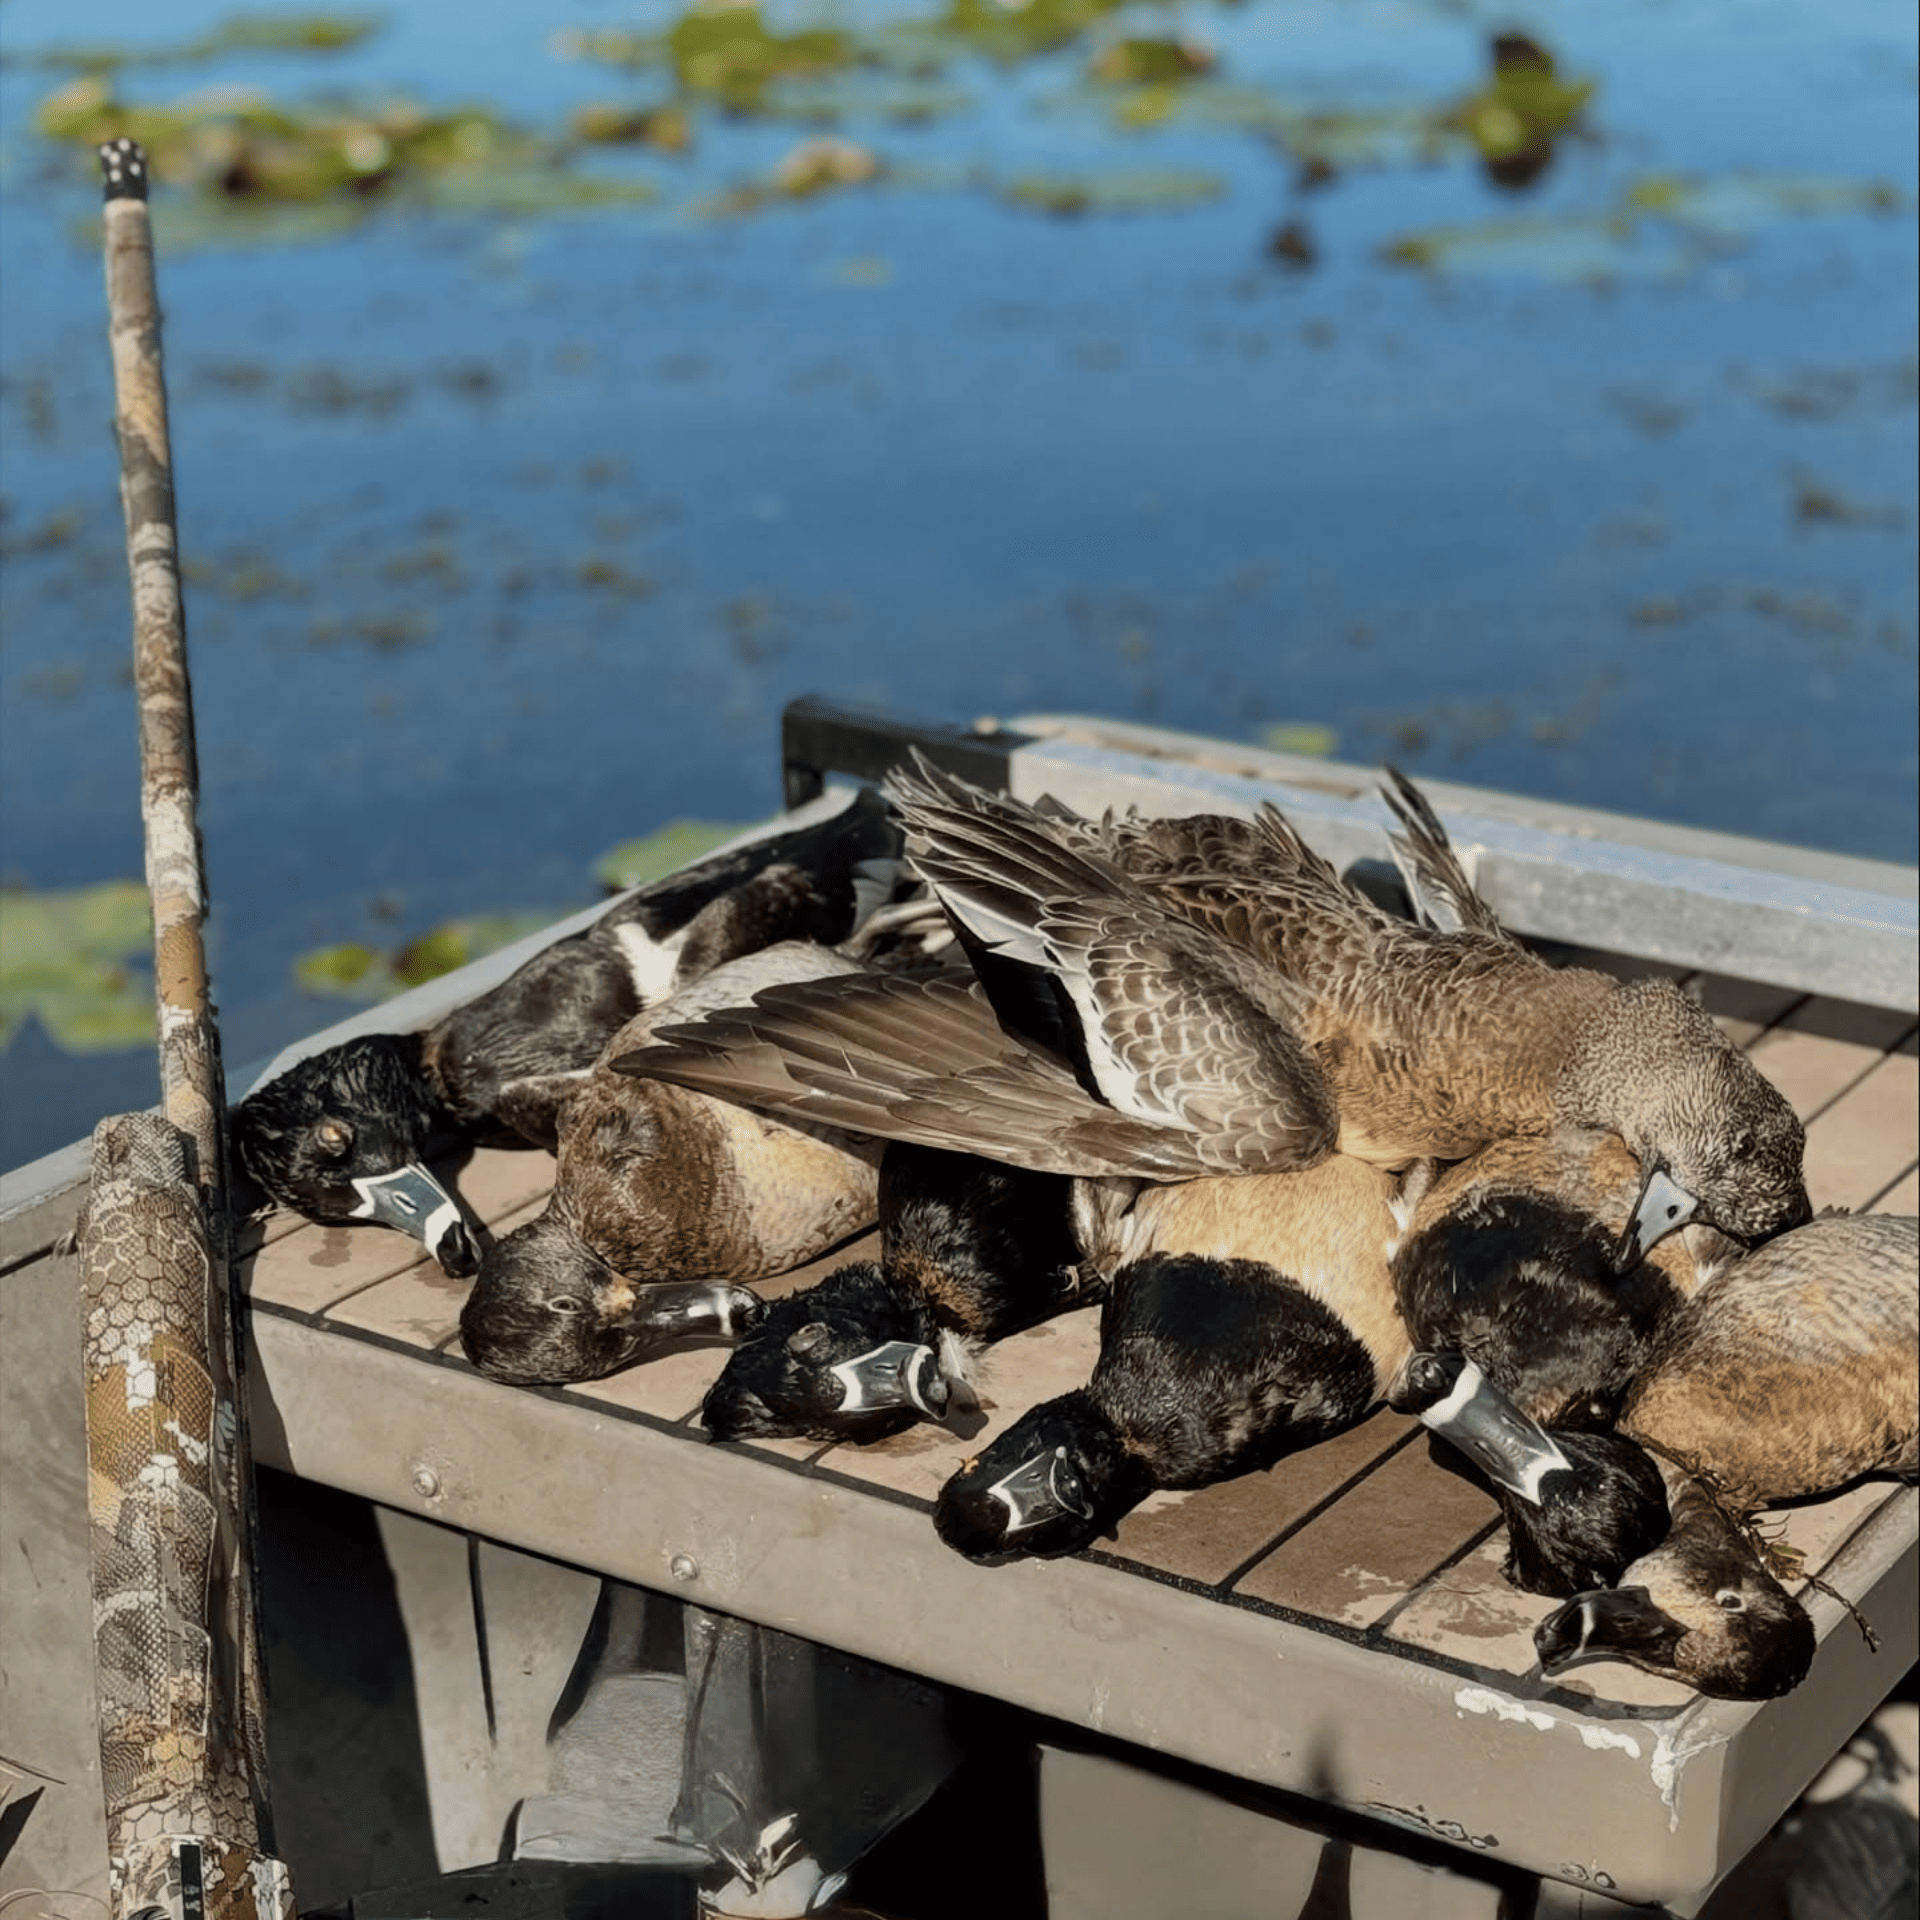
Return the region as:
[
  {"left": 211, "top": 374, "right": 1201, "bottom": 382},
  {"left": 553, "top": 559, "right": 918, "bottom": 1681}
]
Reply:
[{"left": 99, "top": 137, "right": 151, "bottom": 204}]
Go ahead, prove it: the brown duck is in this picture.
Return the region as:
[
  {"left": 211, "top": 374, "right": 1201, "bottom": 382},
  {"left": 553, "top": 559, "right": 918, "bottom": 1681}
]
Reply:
[
  {"left": 459, "top": 943, "right": 886, "bottom": 1386},
  {"left": 624, "top": 760, "right": 1809, "bottom": 1256}
]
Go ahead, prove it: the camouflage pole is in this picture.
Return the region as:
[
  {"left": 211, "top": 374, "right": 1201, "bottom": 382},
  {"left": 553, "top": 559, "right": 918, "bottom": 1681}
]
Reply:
[{"left": 78, "top": 136, "right": 293, "bottom": 1920}]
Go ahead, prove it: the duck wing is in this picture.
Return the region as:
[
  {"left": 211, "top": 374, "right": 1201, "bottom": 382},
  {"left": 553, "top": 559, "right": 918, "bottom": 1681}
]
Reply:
[
  {"left": 884, "top": 758, "right": 1335, "bottom": 1132},
  {"left": 623, "top": 969, "right": 1334, "bottom": 1180},
  {"left": 1379, "top": 766, "right": 1516, "bottom": 942}
]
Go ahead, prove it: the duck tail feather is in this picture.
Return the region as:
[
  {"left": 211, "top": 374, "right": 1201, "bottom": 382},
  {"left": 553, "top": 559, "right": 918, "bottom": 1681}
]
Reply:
[{"left": 1379, "top": 768, "right": 1511, "bottom": 941}]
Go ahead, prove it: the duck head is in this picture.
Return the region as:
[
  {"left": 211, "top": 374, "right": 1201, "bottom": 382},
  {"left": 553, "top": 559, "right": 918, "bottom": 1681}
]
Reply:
[
  {"left": 1496, "top": 1430, "right": 1671, "bottom": 1597},
  {"left": 701, "top": 1261, "right": 968, "bottom": 1444},
  {"left": 460, "top": 1212, "right": 763, "bottom": 1385},
  {"left": 1557, "top": 980, "right": 1810, "bottom": 1263},
  {"left": 933, "top": 1393, "right": 1153, "bottom": 1561},
  {"left": 231, "top": 1033, "right": 482, "bottom": 1277},
  {"left": 1533, "top": 1477, "right": 1814, "bottom": 1700}
]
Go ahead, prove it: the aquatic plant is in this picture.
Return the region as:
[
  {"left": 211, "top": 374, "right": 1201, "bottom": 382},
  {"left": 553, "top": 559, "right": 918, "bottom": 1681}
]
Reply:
[{"left": 0, "top": 881, "right": 156, "bottom": 1053}]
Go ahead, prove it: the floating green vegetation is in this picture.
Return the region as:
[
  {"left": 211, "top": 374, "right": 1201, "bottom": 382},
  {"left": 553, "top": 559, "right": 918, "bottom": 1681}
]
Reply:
[
  {"left": 1088, "top": 36, "right": 1214, "bottom": 88},
  {"left": 669, "top": 3, "right": 859, "bottom": 109},
  {"left": 1257, "top": 721, "right": 1338, "bottom": 759},
  {"left": 708, "top": 135, "right": 883, "bottom": 214},
  {"left": 12, "top": 11, "right": 383, "bottom": 72},
  {"left": 295, "top": 909, "right": 563, "bottom": 1001},
  {"left": 1001, "top": 166, "right": 1225, "bottom": 216},
  {"left": 1086, "top": 35, "right": 1217, "bottom": 132},
  {"left": 938, "top": 0, "right": 1132, "bottom": 63},
  {"left": 36, "top": 75, "right": 658, "bottom": 234},
  {"left": 593, "top": 819, "right": 748, "bottom": 892},
  {"left": 1381, "top": 169, "right": 1905, "bottom": 283},
  {"left": 0, "top": 880, "right": 155, "bottom": 1054},
  {"left": 1440, "top": 32, "right": 1593, "bottom": 190},
  {"left": 571, "top": 101, "right": 695, "bottom": 153},
  {"left": 560, "top": 5, "right": 868, "bottom": 113}
]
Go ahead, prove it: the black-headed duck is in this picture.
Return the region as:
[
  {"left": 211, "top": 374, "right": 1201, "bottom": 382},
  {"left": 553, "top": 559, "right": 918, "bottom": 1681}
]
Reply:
[
  {"left": 625, "top": 760, "right": 1809, "bottom": 1257},
  {"left": 457, "top": 943, "right": 888, "bottom": 1386},
  {"left": 933, "top": 1154, "right": 1417, "bottom": 1560},
  {"left": 232, "top": 787, "right": 902, "bottom": 1274},
  {"left": 700, "top": 1142, "right": 1102, "bottom": 1445},
  {"left": 1391, "top": 1129, "right": 1728, "bottom": 1432}
]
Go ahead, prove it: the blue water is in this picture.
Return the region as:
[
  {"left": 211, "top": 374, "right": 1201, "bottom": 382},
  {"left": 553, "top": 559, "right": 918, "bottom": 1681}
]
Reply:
[{"left": 2, "top": 0, "right": 1915, "bottom": 1169}]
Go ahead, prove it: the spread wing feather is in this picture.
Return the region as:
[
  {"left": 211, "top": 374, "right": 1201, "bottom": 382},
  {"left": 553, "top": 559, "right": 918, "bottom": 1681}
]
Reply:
[{"left": 621, "top": 968, "right": 1336, "bottom": 1180}]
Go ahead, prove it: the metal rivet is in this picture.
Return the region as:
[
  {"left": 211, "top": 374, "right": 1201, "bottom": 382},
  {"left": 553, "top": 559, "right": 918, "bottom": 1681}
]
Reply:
[
  {"left": 669, "top": 1553, "right": 698, "bottom": 1581},
  {"left": 412, "top": 1467, "right": 441, "bottom": 1498}
]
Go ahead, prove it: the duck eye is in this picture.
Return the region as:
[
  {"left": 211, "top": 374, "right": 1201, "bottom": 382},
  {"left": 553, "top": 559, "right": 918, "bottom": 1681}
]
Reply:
[
  {"left": 1715, "top": 1589, "right": 1745, "bottom": 1612},
  {"left": 548, "top": 1296, "right": 584, "bottom": 1315},
  {"left": 788, "top": 1322, "right": 830, "bottom": 1358},
  {"left": 315, "top": 1117, "right": 353, "bottom": 1157}
]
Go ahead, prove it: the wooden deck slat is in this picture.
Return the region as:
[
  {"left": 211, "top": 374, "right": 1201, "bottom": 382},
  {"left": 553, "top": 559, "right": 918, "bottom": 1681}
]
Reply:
[
  {"left": 1227, "top": 1441, "right": 1502, "bottom": 1625},
  {"left": 1699, "top": 976, "right": 1805, "bottom": 1048},
  {"left": 1378, "top": 1532, "right": 1692, "bottom": 1711},
  {"left": 1801, "top": 1049, "right": 1920, "bottom": 1212},
  {"left": 449, "top": 1143, "right": 560, "bottom": 1219},
  {"left": 245, "top": 1214, "right": 442, "bottom": 1318},
  {"left": 1104, "top": 1410, "right": 1419, "bottom": 1587},
  {"left": 1746, "top": 1001, "right": 1918, "bottom": 1120},
  {"left": 1871, "top": 1166, "right": 1919, "bottom": 1215},
  {"left": 322, "top": 1254, "right": 470, "bottom": 1349}
]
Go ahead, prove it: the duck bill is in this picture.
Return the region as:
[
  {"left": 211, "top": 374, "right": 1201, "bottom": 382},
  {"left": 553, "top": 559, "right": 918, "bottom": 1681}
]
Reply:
[
  {"left": 626, "top": 1281, "right": 763, "bottom": 1342},
  {"left": 1413, "top": 1356, "right": 1571, "bottom": 1505},
  {"left": 1536, "top": 1586, "right": 1684, "bottom": 1676},
  {"left": 349, "top": 1164, "right": 481, "bottom": 1278},
  {"left": 829, "top": 1340, "right": 949, "bottom": 1419},
  {"left": 987, "top": 1446, "right": 1094, "bottom": 1541},
  {"left": 1614, "top": 1160, "right": 1701, "bottom": 1269}
]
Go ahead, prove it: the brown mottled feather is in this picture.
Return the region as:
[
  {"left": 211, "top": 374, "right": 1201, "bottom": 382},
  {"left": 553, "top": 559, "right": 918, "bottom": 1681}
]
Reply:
[
  {"left": 628, "top": 762, "right": 1808, "bottom": 1242},
  {"left": 1622, "top": 1213, "right": 1919, "bottom": 1511}
]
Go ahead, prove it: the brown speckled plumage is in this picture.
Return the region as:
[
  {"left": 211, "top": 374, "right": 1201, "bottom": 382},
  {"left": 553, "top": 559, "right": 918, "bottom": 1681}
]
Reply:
[
  {"left": 1622, "top": 1212, "right": 1918, "bottom": 1511},
  {"left": 624, "top": 764, "right": 1808, "bottom": 1249},
  {"left": 459, "top": 944, "right": 886, "bottom": 1385}
]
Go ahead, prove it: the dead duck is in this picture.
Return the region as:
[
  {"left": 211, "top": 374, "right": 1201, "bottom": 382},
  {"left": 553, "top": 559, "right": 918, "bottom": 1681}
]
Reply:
[
  {"left": 1391, "top": 1129, "right": 1728, "bottom": 1432},
  {"left": 1528, "top": 1211, "right": 1917, "bottom": 1699},
  {"left": 1392, "top": 1351, "right": 1673, "bottom": 1599},
  {"left": 932, "top": 1155, "right": 1416, "bottom": 1561},
  {"left": 457, "top": 944, "right": 888, "bottom": 1387},
  {"left": 1534, "top": 1475, "right": 1815, "bottom": 1701},
  {"left": 700, "top": 1142, "right": 1102, "bottom": 1445},
  {"left": 1384, "top": 1129, "right": 1715, "bottom": 1597},
  {"left": 232, "top": 787, "right": 902, "bottom": 1274},
  {"left": 626, "top": 760, "right": 1809, "bottom": 1259}
]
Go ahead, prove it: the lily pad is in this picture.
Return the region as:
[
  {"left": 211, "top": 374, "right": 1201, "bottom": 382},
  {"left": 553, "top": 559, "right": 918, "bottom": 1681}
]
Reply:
[
  {"left": 294, "top": 909, "right": 569, "bottom": 1001},
  {"left": 1258, "top": 722, "right": 1339, "bottom": 760},
  {"left": 0, "top": 880, "right": 156, "bottom": 1053},
  {"left": 594, "top": 820, "right": 747, "bottom": 892},
  {"left": 17, "top": 12, "right": 384, "bottom": 72}
]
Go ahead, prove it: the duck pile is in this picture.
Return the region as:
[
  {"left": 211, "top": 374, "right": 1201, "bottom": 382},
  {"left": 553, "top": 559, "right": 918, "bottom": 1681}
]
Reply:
[{"left": 233, "top": 761, "right": 1918, "bottom": 1703}]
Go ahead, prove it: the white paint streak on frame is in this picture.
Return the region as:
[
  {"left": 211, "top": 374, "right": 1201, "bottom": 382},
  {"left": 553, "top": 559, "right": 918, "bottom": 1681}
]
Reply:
[
  {"left": 1455, "top": 1686, "right": 1645, "bottom": 1758},
  {"left": 1453, "top": 1684, "right": 1557, "bottom": 1733}
]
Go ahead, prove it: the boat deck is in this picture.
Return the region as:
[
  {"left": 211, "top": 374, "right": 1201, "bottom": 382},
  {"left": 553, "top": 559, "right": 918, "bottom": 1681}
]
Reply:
[
  {"left": 234, "top": 716, "right": 1917, "bottom": 1916},
  {"left": 5, "top": 710, "right": 1915, "bottom": 1915}
]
